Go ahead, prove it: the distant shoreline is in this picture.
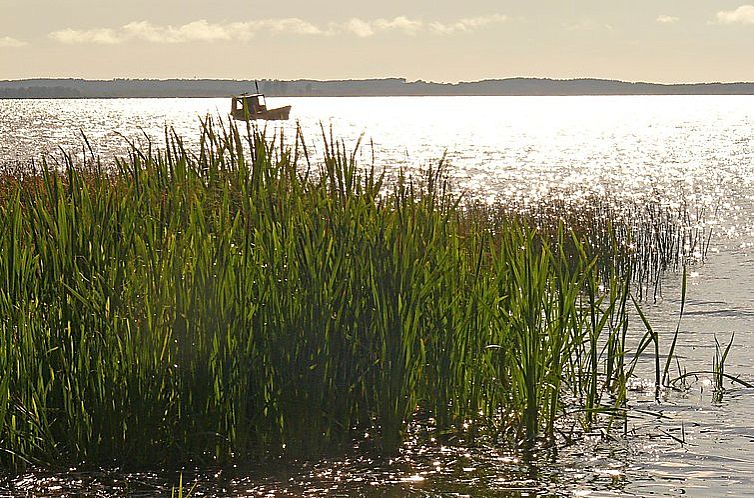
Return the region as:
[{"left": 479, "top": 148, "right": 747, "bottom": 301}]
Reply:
[{"left": 3, "top": 77, "right": 754, "bottom": 98}]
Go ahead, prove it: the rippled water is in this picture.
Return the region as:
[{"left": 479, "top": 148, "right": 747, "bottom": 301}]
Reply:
[{"left": 2, "top": 96, "right": 754, "bottom": 496}]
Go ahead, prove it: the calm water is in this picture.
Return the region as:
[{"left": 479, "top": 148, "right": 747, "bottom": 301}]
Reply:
[{"left": 2, "top": 96, "right": 754, "bottom": 497}]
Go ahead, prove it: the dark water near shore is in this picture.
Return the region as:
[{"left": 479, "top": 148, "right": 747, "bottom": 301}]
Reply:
[{"left": 2, "top": 96, "right": 754, "bottom": 496}]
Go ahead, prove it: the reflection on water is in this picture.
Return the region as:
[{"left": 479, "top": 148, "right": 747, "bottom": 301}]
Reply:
[
  {"left": 3, "top": 96, "right": 753, "bottom": 205},
  {"left": 2, "top": 96, "right": 754, "bottom": 496}
]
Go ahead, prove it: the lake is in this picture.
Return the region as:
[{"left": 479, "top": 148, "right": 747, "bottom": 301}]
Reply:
[{"left": 2, "top": 95, "right": 754, "bottom": 496}]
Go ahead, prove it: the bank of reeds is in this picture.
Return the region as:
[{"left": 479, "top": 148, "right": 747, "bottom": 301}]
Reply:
[
  {"left": 488, "top": 193, "right": 710, "bottom": 300},
  {"left": 0, "top": 120, "right": 691, "bottom": 470}
]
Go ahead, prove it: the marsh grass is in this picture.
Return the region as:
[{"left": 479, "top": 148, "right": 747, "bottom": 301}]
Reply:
[
  {"left": 0, "top": 119, "right": 702, "bottom": 470},
  {"left": 489, "top": 193, "right": 711, "bottom": 301},
  {"left": 171, "top": 474, "right": 196, "bottom": 498}
]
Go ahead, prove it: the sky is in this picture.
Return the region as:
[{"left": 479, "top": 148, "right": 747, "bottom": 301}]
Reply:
[{"left": 2, "top": 0, "right": 754, "bottom": 83}]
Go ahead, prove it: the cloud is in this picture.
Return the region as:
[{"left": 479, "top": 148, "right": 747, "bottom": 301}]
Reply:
[
  {"left": 339, "top": 14, "right": 507, "bottom": 37},
  {"left": 48, "top": 14, "right": 507, "bottom": 44},
  {"left": 0, "top": 36, "right": 28, "bottom": 47},
  {"left": 656, "top": 15, "right": 679, "bottom": 24},
  {"left": 429, "top": 14, "right": 508, "bottom": 34},
  {"left": 121, "top": 20, "right": 234, "bottom": 43},
  {"left": 339, "top": 16, "right": 431, "bottom": 37},
  {"left": 341, "top": 18, "right": 375, "bottom": 37},
  {"left": 50, "top": 18, "right": 323, "bottom": 44},
  {"left": 373, "top": 16, "right": 425, "bottom": 35},
  {"left": 253, "top": 18, "right": 324, "bottom": 36},
  {"left": 49, "top": 28, "right": 122, "bottom": 44},
  {"left": 716, "top": 5, "right": 754, "bottom": 24}
]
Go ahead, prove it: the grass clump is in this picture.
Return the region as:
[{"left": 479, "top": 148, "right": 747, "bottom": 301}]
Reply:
[{"left": 0, "top": 119, "right": 685, "bottom": 470}]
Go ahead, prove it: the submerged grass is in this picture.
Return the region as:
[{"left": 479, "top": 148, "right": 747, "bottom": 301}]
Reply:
[{"left": 0, "top": 119, "right": 697, "bottom": 470}]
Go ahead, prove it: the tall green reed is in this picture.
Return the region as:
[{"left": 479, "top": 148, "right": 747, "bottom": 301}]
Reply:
[{"left": 0, "top": 118, "right": 692, "bottom": 470}]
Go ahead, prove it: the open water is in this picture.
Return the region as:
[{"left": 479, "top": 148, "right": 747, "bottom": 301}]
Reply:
[{"left": 2, "top": 96, "right": 754, "bottom": 496}]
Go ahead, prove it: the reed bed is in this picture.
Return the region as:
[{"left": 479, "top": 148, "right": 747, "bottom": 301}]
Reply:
[
  {"left": 486, "top": 193, "right": 711, "bottom": 300},
  {"left": 0, "top": 120, "right": 693, "bottom": 470}
]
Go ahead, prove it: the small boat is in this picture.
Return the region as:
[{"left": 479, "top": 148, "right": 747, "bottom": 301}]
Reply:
[{"left": 230, "top": 93, "right": 291, "bottom": 121}]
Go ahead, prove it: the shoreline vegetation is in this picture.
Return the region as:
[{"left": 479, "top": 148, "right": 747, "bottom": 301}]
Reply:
[
  {"left": 0, "top": 120, "right": 708, "bottom": 471},
  {"left": 4, "top": 77, "right": 754, "bottom": 99}
]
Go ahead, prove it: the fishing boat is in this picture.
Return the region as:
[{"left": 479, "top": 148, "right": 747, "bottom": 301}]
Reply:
[{"left": 230, "top": 93, "right": 291, "bottom": 121}]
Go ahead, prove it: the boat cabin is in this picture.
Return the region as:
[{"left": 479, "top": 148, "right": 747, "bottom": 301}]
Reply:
[
  {"left": 231, "top": 94, "right": 267, "bottom": 116},
  {"left": 230, "top": 92, "right": 291, "bottom": 121}
]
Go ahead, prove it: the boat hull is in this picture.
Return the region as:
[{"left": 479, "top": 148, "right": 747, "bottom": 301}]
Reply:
[{"left": 232, "top": 105, "right": 292, "bottom": 121}]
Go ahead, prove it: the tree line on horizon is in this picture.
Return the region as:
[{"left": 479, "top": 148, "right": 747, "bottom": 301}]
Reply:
[{"left": 2, "top": 77, "right": 754, "bottom": 98}]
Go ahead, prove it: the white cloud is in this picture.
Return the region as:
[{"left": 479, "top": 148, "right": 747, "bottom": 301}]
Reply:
[
  {"left": 341, "top": 18, "right": 375, "bottom": 37},
  {"left": 429, "top": 14, "right": 508, "bottom": 34},
  {"left": 656, "top": 15, "right": 679, "bottom": 24},
  {"left": 341, "top": 14, "right": 506, "bottom": 37},
  {"left": 372, "top": 16, "right": 424, "bottom": 35},
  {"left": 48, "top": 14, "right": 507, "bottom": 44},
  {"left": 716, "top": 5, "right": 754, "bottom": 24},
  {"left": 121, "top": 20, "right": 231, "bottom": 43},
  {"left": 338, "top": 16, "right": 424, "bottom": 37},
  {"left": 0, "top": 36, "right": 28, "bottom": 47},
  {"left": 49, "top": 28, "right": 122, "bottom": 44},
  {"left": 50, "top": 18, "right": 323, "bottom": 44},
  {"left": 263, "top": 18, "right": 324, "bottom": 35}
]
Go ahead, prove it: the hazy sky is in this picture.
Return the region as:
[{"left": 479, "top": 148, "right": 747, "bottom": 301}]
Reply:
[{"left": 2, "top": 0, "right": 754, "bottom": 82}]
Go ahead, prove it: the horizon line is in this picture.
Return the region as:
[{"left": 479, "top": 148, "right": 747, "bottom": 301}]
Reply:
[{"left": 5, "top": 76, "right": 754, "bottom": 86}]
